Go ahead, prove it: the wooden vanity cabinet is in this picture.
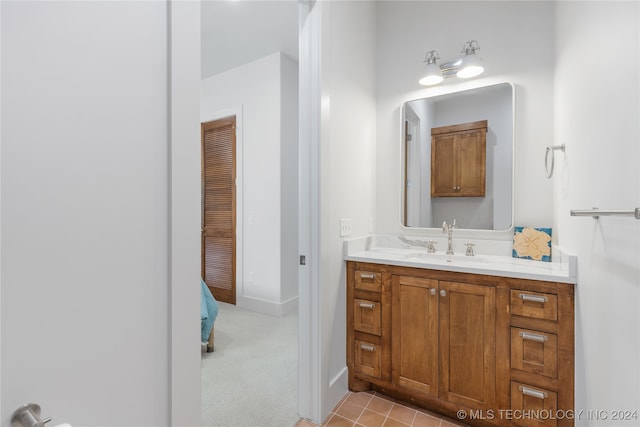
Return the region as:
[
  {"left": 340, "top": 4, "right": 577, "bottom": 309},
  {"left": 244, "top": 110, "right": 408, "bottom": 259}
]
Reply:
[
  {"left": 431, "top": 120, "right": 487, "bottom": 197},
  {"left": 346, "top": 261, "right": 575, "bottom": 427}
]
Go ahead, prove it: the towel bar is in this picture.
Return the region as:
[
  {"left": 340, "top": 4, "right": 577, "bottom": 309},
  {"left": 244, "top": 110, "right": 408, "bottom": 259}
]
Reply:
[{"left": 570, "top": 208, "right": 640, "bottom": 219}]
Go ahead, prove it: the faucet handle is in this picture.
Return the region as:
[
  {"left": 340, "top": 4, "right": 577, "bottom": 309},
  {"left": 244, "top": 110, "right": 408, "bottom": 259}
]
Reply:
[
  {"left": 464, "top": 242, "right": 475, "bottom": 257},
  {"left": 426, "top": 240, "right": 436, "bottom": 253}
]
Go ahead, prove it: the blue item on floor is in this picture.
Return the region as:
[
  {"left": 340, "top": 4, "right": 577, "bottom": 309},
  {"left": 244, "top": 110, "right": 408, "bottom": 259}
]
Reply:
[{"left": 201, "top": 279, "right": 218, "bottom": 342}]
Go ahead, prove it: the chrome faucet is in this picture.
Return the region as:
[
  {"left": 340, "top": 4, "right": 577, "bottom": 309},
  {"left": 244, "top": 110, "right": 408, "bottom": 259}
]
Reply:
[{"left": 442, "top": 219, "right": 456, "bottom": 255}]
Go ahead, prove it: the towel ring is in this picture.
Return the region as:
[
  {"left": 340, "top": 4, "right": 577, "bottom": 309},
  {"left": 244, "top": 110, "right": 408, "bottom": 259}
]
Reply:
[{"left": 544, "top": 144, "right": 565, "bottom": 178}]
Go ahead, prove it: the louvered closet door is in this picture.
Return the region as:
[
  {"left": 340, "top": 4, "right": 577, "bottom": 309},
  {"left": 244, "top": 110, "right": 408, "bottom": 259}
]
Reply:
[{"left": 202, "top": 116, "right": 236, "bottom": 304}]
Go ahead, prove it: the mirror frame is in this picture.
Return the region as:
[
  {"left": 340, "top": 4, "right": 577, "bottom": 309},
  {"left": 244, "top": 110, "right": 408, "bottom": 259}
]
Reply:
[{"left": 398, "top": 81, "right": 516, "bottom": 240}]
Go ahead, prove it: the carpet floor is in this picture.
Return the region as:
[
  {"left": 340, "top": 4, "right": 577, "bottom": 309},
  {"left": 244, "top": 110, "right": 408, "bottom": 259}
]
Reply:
[{"left": 201, "top": 302, "right": 300, "bottom": 427}]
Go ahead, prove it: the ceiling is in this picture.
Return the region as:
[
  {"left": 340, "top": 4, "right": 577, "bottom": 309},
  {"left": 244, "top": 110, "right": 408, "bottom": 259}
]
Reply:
[{"left": 201, "top": 0, "right": 299, "bottom": 79}]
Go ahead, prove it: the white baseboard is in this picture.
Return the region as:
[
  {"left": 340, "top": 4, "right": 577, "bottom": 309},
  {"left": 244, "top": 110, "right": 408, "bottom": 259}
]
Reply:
[{"left": 236, "top": 294, "right": 298, "bottom": 317}]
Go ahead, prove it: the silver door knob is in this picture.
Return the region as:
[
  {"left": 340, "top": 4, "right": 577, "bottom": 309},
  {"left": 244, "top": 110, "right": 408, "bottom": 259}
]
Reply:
[
  {"left": 11, "top": 403, "right": 51, "bottom": 427},
  {"left": 440, "top": 289, "right": 447, "bottom": 297}
]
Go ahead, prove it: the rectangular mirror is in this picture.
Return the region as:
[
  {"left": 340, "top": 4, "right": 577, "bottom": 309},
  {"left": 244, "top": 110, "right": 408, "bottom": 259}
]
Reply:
[{"left": 402, "top": 82, "right": 514, "bottom": 230}]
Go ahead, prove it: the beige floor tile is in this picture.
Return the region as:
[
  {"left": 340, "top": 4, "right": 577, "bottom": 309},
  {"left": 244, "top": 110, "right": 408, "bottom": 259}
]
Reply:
[
  {"left": 388, "top": 404, "right": 417, "bottom": 425},
  {"left": 372, "top": 392, "right": 395, "bottom": 402},
  {"left": 325, "top": 414, "right": 356, "bottom": 427},
  {"left": 356, "top": 409, "right": 387, "bottom": 427},
  {"left": 346, "top": 392, "right": 375, "bottom": 408},
  {"left": 382, "top": 417, "right": 410, "bottom": 427},
  {"left": 413, "top": 412, "right": 442, "bottom": 427},
  {"left": 367, "top": 396, "right": 395, "bottom": 416},
  {"left": 336, "top": 401, "right": 366, "bottom": 422}
]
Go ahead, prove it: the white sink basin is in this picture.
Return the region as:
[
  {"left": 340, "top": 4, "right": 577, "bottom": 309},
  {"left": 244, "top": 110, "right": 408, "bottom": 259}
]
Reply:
[{"left": 405, "top": 251, "right": 489, "bottom": 265}]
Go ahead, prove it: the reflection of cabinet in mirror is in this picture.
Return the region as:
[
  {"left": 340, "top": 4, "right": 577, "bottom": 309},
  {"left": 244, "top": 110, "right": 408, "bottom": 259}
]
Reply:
[{"left": 431, "top": 120, "right": 487, "bottom": 197}]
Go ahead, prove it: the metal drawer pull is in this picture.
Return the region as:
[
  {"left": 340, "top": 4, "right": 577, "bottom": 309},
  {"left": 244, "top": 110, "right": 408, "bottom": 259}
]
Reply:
[
  {"left": 360, "top": 343, "right": 376, "bottom": 352},
  {"left": 440, "top": 289, "right": 447, "bottom": 297},
  {"left": 520, "top": 293, "right": 548, "bottom": 304},
  {"left": 519, "top": 386, "right": 548, "bottom": 399},
  {"left": 359, "top": 302, "right": 376, "bottom": 309},
  {"left": 519, "top": 331, "right": 548, "bottom": 342},
  {"left": 359, "top": 273, "right": 377, "bottom": 280},
  {"left": 430, "top": 288, "right": 436, "bottom": 296}
]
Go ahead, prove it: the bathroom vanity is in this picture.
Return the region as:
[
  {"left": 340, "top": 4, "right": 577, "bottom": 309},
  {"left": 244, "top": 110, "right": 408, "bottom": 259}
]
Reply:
[{"left": 345, "top": 243, "right": 575, "bottom": 427}]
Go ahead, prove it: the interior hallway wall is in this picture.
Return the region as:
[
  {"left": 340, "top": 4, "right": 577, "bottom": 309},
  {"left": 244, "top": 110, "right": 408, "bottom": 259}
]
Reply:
[
  {"left": 554, "top": 2, "right": 640, "bottom": 423},
  {"left": 201, "top": 52, "right": 299, "bottom": 316}
]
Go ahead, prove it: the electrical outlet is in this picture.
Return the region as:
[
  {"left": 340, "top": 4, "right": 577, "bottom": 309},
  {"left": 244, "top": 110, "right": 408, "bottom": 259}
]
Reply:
[{"left": 340, "top": 218, "right": 353, "bottom": 237}]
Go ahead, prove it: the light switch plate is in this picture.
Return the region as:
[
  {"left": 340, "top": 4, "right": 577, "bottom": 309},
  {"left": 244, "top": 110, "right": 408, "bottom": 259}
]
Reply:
[{"left": 340, "top": 218, "right": 353, "bottom": 237}]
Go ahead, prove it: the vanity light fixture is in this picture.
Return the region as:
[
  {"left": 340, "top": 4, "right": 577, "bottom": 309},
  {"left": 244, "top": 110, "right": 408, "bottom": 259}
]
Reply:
[
  {"left": 418, "top": 51, "right": 444, "bottom": 86},
  {"left": 419, "top": 40, "right": 485, "bottom": 86}
]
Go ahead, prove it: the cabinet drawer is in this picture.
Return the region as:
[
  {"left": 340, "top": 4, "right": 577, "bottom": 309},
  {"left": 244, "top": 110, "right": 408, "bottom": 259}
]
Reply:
[
  {"left": 355, "top": 340, "right": 382, "bottom": 379},
  {"left": 511, "top": 290, "right": 558, "bottom": 321},
  {"left": 354, "top": 299, "right": 381, "bottom": 335},
  {"left": 510, "top": 382, "right": 558, "bottom": 427},
  {"left": 511, "top": 327, "right": 558, "bottom": 379},
  {"left": 355, "top": 270, "right": 382, "bottom": 292}
]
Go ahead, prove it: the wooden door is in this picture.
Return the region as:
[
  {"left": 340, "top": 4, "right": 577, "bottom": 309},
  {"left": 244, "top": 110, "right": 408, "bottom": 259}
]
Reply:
[
  {"left": 438, "top": 280, "right": 495, "bottom": 410},
  {"left": 201, "top": 116, "right": 236, "bottom": 304},
  {"left": 391, "top": 275, "right": 439, "bottom": 396}
]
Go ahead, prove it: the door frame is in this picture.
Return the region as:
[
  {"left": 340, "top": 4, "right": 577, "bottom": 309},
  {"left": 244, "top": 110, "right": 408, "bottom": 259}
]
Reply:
[
  {"left": 170, "top": 1, "right": 319, "bottom": 425},
  {"left": 297, "top": 0, "right": 323, "bottom": 423},
  {"left": 168, "top": 2, "right": 204, "bottom": 425}
]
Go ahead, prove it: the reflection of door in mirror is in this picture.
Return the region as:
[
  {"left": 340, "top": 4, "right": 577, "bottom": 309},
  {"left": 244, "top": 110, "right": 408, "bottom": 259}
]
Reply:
[
  {"left": 402, "top": 83, "right": 513, "bottom": 231},
  {"left": 403, "top": 106, "right": 425, "bottom": 227}
]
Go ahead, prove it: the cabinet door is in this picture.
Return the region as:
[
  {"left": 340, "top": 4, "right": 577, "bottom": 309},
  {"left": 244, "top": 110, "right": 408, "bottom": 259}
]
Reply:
[
  {"left": 439, "top": 281, "right": 496, "bottom": 410},
  {"left": 391, "top": 276, "right": 438, "bottom": 395},
  {"left": 431, "top": 121, "right": 487, "bottom": 197},
  {"left": 431, "top": 133, "right": 457, "bottom": 196},
  {"left": 457, "top": 129, "right": 486, "bottom": 196}
]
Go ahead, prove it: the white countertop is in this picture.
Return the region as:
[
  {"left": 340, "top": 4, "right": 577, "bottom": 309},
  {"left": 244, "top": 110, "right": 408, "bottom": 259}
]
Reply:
[{"left": 344, "top": 236, "right": 577, "bottom": 284}]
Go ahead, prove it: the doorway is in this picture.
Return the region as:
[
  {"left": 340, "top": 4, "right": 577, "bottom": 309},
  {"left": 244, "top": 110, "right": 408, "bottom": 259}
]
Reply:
[{"left": 201, "top": 116, "right": 236, "bottom": 305}]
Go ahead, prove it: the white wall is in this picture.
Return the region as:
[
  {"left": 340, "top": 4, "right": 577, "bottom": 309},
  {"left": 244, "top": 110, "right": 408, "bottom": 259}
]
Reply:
[
  {"left": 201, "top": 52, "right": 299, "bottom": 316},
  {"left": 316, "top": 0, "right": 377, "bottom": 420},
  {"left": 376, "top": 1, "right": 555, "bottom": 245},
  {"left": 1, "top": 2, "right": 201, "bottom": 425},
  {"left": 554, "top": 2, "right": 640, "bottom": 423}
]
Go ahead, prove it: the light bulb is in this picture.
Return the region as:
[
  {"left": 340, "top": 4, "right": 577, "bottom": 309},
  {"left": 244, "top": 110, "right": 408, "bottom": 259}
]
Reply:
[
  {"left": 456, "top": 53, "right": 484, "bottom": 78},
  {"left": 419, "top": 62, "right": 444, "bottom": 86}
]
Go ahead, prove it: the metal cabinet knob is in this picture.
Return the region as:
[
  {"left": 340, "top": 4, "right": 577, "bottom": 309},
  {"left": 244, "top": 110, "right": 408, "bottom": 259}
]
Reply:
[
  {"left": 440, "top": 289, "right": 447, "bottom": 297},
  {"left": 430, "top": 288, "right": 436, "bottom": 296}
]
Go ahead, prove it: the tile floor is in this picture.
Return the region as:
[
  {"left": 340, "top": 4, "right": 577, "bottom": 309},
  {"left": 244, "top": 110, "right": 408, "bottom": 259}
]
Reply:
[{"left": 295, "top": 391, "right": 468, "bottom": 427}]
